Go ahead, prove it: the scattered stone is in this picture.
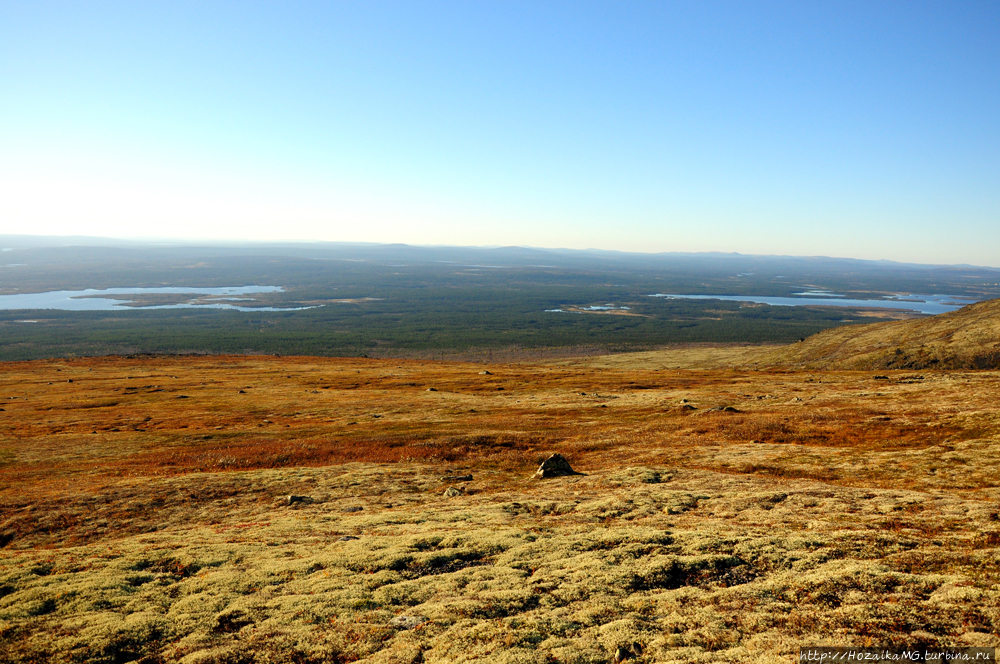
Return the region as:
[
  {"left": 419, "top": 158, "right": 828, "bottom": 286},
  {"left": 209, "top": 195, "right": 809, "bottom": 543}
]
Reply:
[
  {"left": 67, "top": 379, "right": 73, "bottom": 383},
  {"left": 612, "top": 642, "right": 643, "bottom": 663},
  {"left": 338, "top": 535, "right": 358, "bottom": 542},
  {"left": 441, "top": 474, "right": 473, "bottom": 482},
  {"left": 873, "top": 375, "right": 890, "bottom": 380},
  {"left": 237, "top": 389, "right": 245, "bottom": 394},
  {"left": 287, "top": 495, "right": 314, "bottom": 506},
  {"left": 534, "top": 453, "right": 584, "bottom": 479},
  {"left": 707, "top": 405, "right": 740, "bottom": 413},
  {"left": 679, "top": 404, "right": 697, "bottom": 411},
  {"left": 342, "top": 506, "right": 364, "bottom": 513},
  {"left": 443, "top": 487, "right": 464, "bottom": 497},
  {"left": 479, "top": 370, "right": 492, "bottom": 375},
  {"left": 496, "top": 387, "right": 505, "bottom": 391},
  {"left": 390, "top": 615, "right": 429, "bottom": 630},
  {"left": 176, "top": 395, "right": 189, "bottom": 399},
  {"left": 426, "top": 387, "right": 437, "bottom": 392}
]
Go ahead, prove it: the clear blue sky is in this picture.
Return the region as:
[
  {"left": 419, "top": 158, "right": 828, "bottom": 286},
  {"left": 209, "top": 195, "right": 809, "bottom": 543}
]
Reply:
[{"left": 2, "top": 1, "right": 998, "bottom": 265}]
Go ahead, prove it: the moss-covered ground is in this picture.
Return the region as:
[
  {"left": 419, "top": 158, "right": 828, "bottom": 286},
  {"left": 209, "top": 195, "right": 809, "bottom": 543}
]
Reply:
[{"left": 2, "top": 356, "right": 999, "bottom": 662}]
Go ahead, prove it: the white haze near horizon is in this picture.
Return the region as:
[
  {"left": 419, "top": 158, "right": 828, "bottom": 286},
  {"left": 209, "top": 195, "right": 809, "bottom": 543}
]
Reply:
[{"left": 1, "top": 159, "right": 992, "bottom": 266}]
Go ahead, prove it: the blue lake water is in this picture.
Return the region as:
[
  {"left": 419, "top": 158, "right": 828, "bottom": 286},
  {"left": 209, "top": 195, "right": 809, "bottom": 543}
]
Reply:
[
  {"left": 544, "top": 304, "right": 632, "bottom": 313},
  {"left": 647, "top": 293, "right": 982, "bottom": 315},
  {"left": 0, "top": 286, "right": 319, "bottom": 312}
]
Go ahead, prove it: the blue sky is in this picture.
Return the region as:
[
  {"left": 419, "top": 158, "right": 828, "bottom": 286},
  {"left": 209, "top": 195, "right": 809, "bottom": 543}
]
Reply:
[{"left": 2, "top": 1, "right": 998, "bottom": 265}]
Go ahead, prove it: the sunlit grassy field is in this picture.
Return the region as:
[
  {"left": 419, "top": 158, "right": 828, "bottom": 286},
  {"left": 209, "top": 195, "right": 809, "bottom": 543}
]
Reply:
[{"left": 2, "top": 356, "right": 999, "bottom": 662}]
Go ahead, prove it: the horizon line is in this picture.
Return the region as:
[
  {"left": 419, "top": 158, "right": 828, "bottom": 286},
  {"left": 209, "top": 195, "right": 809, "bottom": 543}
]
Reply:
[{"left": 2, "top": 233, "right": 999, "bottom": 271}]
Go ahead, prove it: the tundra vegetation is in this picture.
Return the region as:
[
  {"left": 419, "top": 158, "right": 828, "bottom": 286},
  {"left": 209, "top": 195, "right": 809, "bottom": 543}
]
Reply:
[{"left": 1, "top": 353, "right": 999, "bottom": 663}]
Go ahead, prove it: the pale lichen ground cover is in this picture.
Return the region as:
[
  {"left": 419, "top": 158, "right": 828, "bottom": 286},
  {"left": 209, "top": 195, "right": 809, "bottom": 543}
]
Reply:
[
  {"left": 2, "top": 464, "right": 998, "bottom": 663},
  {"left": 2, "top": 357, "right": 1000, "bottom": 662}
]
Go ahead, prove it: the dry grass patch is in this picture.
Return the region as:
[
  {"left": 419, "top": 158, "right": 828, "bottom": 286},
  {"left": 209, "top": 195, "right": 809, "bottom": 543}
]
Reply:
[{"left": 2, "top": 356, "right": 1000, "bottom": 661}]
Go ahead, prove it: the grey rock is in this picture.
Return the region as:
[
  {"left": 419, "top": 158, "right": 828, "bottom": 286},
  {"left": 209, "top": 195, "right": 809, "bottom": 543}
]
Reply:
[{"left": 390, "top": 614, "right": 429, "bottom": 630}]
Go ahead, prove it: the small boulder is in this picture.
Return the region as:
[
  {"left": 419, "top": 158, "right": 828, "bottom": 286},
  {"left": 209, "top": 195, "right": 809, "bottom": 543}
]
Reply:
[
  {"left": 426, "top": 387, "right": 437, "bottom": 392},
  {"left": 287, "top": 495, "right": 313, "bottom": 506},
  {"left": 441, "top": 474, "right": 473, "bottom": 482},
  {"left": 479, "top": 370, "right": 492, "bottom": 375},
  {"left": 534, "top": 453, "right": 584, "bottom": 479},
  {"left": 390, "top": 614, "right": 429, "bottom": 630},
  {"left": 443, "top": 487, "right": 464, "bottom": 497}
]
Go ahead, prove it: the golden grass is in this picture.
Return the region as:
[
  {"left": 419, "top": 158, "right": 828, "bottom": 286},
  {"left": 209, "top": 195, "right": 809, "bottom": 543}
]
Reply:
[
  {"left": 2, "top": 355, "right": 1000, "bottom": 662},
  {"left": 752, "top": 298, "right": 1000, "bottom": 370},
  {"left": 560, "top": 299, "right": 1000, "bottom": 372}
]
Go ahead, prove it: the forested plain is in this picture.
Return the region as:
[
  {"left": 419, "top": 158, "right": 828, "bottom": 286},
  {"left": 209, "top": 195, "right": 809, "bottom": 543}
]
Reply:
[{"left": 2, "top": 238, "right": 999, "bottom": 361}]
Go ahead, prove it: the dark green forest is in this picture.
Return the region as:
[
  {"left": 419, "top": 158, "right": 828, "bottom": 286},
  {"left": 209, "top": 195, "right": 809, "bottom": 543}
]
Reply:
[{"left": 2, "top": 238, "right": 999, "bottom": 361}]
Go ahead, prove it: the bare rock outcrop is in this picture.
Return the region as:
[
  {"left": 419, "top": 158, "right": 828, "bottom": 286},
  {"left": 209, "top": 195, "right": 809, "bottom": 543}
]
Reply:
[{"left": 533, "top": 453, "right": 584, "bottom": 479}]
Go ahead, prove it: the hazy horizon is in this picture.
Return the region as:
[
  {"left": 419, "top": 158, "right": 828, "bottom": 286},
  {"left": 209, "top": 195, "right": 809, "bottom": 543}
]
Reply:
[{"left": 5, "top": 233, "right": 1000, "bottom": 271}]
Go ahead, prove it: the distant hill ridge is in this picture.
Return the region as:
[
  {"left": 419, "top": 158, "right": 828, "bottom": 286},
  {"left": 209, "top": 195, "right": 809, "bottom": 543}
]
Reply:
[{"left": 757, "top": 297, "right": 1000, "bottom": 370}]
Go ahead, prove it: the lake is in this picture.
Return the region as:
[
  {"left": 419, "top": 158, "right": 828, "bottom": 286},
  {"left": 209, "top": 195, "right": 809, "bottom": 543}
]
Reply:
[
  {"left": 0, "top": 286, "right": 318, "bottom": 312},
  {"left": 647, "top": 293, "right": 981, "bottom": 315}
]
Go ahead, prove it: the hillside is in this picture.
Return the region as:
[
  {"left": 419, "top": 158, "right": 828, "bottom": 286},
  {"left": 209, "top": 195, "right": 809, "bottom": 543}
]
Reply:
[
  {"left": 753, "top": 297, "right": 1000, "bottom": 370},
  {"left": 2, "top": 355, "right": 1000, "bottom": 662}
]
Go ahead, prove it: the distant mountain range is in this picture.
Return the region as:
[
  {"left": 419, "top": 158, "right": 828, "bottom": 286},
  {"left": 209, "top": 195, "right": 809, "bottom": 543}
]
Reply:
[{"left": 3, "top": 234, "right": 999, "bottom": 272}]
